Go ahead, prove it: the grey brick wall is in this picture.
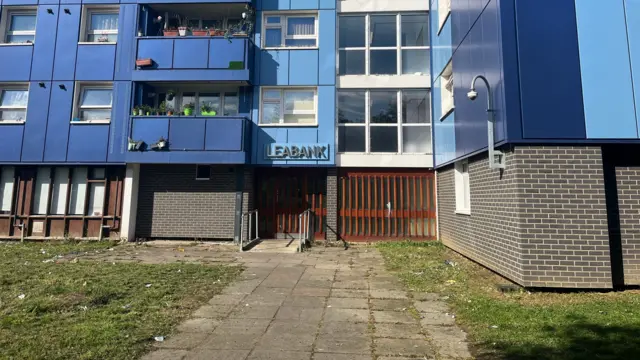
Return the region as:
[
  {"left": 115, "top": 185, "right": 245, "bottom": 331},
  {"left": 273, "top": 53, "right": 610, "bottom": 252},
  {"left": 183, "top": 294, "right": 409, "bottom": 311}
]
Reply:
[
  {"left": 615, "top": 167, "right": 640, "bottom": 285},
  {"left": 326, "top": 168, "right": 338, "bottom": 241},
  {"left": 136, "top": 165, "right": 239, "bottom": 240},
  {"left": 241, "top": 167, "right": 256, "bottom": 241},
  {"left": 438, "top": 146, "right": 613, "bottom": 289}
]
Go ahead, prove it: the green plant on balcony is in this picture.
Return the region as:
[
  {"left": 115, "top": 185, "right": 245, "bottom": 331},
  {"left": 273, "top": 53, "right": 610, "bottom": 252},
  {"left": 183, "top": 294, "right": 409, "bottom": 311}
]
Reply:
[
  {"left": 159, "top": 101, "right": 167, "bottom": 115},
  {"left": 183, "top": 103, "right": 195, "bottom": 116},
  {"left": 132, "top": 105, "right": 142, "bottom": 116},
  {"left": 224, "top": 4, "right": 255, "bottom": 41},
  {"left": 200, "top": 103, "right": 217, "bottom": 116}
]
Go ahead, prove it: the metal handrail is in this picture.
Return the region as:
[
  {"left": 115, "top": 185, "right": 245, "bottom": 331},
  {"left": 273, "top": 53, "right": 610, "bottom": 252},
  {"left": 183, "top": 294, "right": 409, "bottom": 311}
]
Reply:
[
  {"left": 240, "top": 209, "right": 259, "bottom": 251},
  {"left": 298, "top": 209, "right": 313, "bottom": 252}
]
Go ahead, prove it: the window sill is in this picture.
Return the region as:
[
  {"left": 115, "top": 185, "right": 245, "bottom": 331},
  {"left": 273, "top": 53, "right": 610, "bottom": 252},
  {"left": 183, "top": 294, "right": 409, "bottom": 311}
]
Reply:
[
  {"left": 0, "top": 43, "right": 33, "bottom": 46},
  {"left": 70, "top": 120, "right": 111, "bottom": 125},
  {"left": 78, "top": 42, "right": 117, "bottom": 45},
  {"left": 0, "top": 120, "right": 26, "bottom": 125},
  {"left": 455, "top": 209, "right": 471, "bottom": 216},
  {"left": 262, "top": 46, "right": 318, "bottom": 51},
  {"left": 259, "top": 123, "right": 318, "bottom": 127},
  {"left": 440, "top": 106, "right": 455, "bottom": 121}
]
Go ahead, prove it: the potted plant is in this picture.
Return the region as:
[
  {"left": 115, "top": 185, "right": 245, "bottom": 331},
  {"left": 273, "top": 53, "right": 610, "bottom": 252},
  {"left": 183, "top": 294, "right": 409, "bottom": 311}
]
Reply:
[
  {"left": 150, "top": 137, "right": 168, "bottom": 151},
  {"left": 159, "top": 101, "right": 167, "bottom": 115},
  {"left": 178, "top": 26, "right": 189, "bottom": 36},
  {"left": 143, "top": 105, "right": 152, "bottom": 116},
  {"left": 153, "top": 107, "right": 161, "bottom": 115},
  {"left": 192, "top": 28, "right": 208, "bottom": 36},
  {"left": 209, "top": 27, "right": 225, "bottom": 36},
  {"left": 166, "top": 90, "right": 176, "bottom": 101},
  {"left": 132, "top": 106, "right": 141, "bottom": 116},
  {"left": 163, "top": 28, "right": 178, "bottom": 36},
  {"left": 183, "top": 103, "right": 194, "bottom": 116},
  {"left": 166, "top": 105, "right": 174, "bottom": 116},
  {"left": 200, "top": 103, "right": 217, "bottom": 116}
]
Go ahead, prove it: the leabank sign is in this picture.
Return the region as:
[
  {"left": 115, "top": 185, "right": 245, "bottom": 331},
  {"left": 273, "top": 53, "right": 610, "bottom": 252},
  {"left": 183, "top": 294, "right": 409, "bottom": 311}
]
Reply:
[{"left": 265, "top": 144, "right": 330, "bottom": 160}]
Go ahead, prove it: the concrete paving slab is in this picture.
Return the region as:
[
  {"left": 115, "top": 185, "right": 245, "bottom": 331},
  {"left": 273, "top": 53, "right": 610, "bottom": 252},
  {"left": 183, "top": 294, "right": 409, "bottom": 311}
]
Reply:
[
  {"left": 256, "top": 321, "right": 318, "bottom": 352},
  {"left": 208, "top": 294, "right": 247, "bottom": 306},
  {"left": 192, "top": 304, "right": 235, "bottom": 319},
  {"left": 198, "top": 333, "right": 260, "bottom": 350},
  {"left": 247, "top": 350, "right": 312, "bottom": 360},
  {"left": 176, "top": 318, "right": 219, "bottom": 333},
  {"left": 414, "top": 300, "right": 450, "bottom": 314},
  {"left": 295, "top": 279, "right": 333, "bottom": 289},
  {"left": 373, "top": 338, "right": 435, "bottom": 357},
  {"left": 141, "top": 349, "right": 188, "bottom": 360},
  {"left": 315, "top": 334, "right": 372, "bottom": 355},
  {"left": 291, "top": 287, "right": 331, "bottom": 297},
  {"left": 186, "top": 349, "right": 251, "bottom": 360},
  {"left": 282, "top": 295, "right": 326, "bottom": 308},
  {"left": 275, "top": 306, "right": 324, "bottom": 322},
  {"left": 420, "top": 312, "right": 456, "bottom": 326},
  {"left": 330, "top": 289, "right": 369, "bottom": 298},
  {"left": 319, "top": 320, "right": 370, "bottom": 336},
  {"left": 313, "top": 354, "right": 373, "bottom": 360},
  {"left": 369, "top": 289, "right": 408, "bottom": 299},
  {"left": 369, "top": 299, "right": 413, "bottom": 311},
  {"left": 332, "top": 280, "right": 369, "bottom": 290},
  {"left": 423, "top": 325, "right": 472, "bottom": 359},
  {"left": 327, "top": 297, "right": 368, "bottom": 309},
  {"left": 229, "top": 304, "right": 280, "bottom": 319},
  {"left": 155, "top": 332, "right": 209, "bottom": 349},
  {"left": 373, "top": 323, "right": 425, "bottom": 340},
  {"left": 213, "top": 318, "right": 272, "bottom": 335},
  {"left": 324, "top": 308, "right": 370, "bottom": 323},
  {"left": 372, "top": 310, "right": 417, "bottom": 324}
]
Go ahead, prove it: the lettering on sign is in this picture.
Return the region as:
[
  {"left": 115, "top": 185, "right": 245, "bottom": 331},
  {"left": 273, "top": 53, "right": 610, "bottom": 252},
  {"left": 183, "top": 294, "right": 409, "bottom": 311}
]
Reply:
[{"left": 265, "top": 144, "right": 330, "bottom": 160}]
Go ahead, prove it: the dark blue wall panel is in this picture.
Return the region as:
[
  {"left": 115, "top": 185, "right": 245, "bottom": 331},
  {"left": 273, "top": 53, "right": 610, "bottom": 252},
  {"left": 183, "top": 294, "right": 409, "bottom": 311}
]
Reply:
[
  {"left": 43, "top": 81, "right": 74, "bottom": 162},
  {"left": 260, "top": 50, "right": 288, "bottom": 85},
  {"left": 31, "top": 6, "right": 59, "bottom": 81},
  {"left": 75, "top": 45, "right": 116, "bottom": 80},
  {"left": 0, "top": 46, "right": 33, "bottom": 81},
  {"left": 21, "top": 82, "right": 52, "bottom": 162},
  {"left": 137, "top": 39, "right": 174, "bottom": 69},
  {"left": 169, "top": 119, "right": 206, "bottom": 150},
  {"left": 108, "top": 81, "right": 131, "bottom": 162},
  {"left": 52, "top": 5, "right": 80, "bottom": 80},
  {"left": 205, "top": 118, "right": 244, "bottom": 151},
  {"left": 114, "top": 4, "right": 137, "bottom": 80},
  {"left": 173, "top": 39, "right": 208, "bottom": 69},
  {"left": 131, "top": 118, "right": 169, "bottom": 145},
  {"left": 67, "top": 125, "right": 109, "bottom": 162},
  {"left": 0, "top": 126, "right": 24, "bottom": 162},
  {"left": 209, "top": 38, "right": 247, "bottom": 69}
]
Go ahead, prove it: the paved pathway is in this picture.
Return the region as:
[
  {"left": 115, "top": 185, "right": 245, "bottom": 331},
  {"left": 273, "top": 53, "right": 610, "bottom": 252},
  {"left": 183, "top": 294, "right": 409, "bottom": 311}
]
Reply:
[{"left": 136, "top": 245, "right": 472, "bottom": 360}]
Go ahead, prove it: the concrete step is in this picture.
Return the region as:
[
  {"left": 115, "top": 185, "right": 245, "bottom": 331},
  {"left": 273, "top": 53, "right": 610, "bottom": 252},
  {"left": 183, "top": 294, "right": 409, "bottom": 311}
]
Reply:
[{"left": 246, "top": 239, "right": 299, "bottom": 253}]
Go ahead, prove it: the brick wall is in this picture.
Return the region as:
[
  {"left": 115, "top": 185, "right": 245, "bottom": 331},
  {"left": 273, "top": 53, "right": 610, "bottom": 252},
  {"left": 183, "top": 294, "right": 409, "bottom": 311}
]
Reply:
[
  {"left": 136, "top": 165, "right": 238, "bottom": 240},
  {"left": 438, "top": 146, "right": 613, "bottom": 289},
  {"left": 615, "top": 167, "right": 640, "bottom": 285},
  {"left": 326, "top": 168, "right": 338, "bottom": 241}
]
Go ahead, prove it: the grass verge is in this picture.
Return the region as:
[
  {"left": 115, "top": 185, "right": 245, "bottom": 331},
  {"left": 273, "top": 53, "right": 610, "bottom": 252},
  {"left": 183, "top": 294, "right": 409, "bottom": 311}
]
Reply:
[
  {"left": 377, "top": 241, "right": 640, "bottom": 360},
  {"left": 0, "top": 241, "right": 241, "bottom": 360}
]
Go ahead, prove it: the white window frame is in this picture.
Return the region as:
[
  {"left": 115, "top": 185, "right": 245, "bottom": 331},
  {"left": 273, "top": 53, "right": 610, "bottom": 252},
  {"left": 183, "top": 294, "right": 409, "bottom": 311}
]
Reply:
[
  {"left": 80, "top": 7, "right": 119, "bottom": 44},
  {"left": 455, "top": 160, "right": 470, "bottom": 215},
  {"left": 438, "top": 0, "right": 451, "bottom": 33},
  {"left": 174, "top": 91, "right": 239, "bottom": 116},
  {"left": 72, "top": 83, "right": 113, "bottom": 124},
  {"left": 0, "top": 84, "right": 29, "bottom": 124},
  {"left": 0, "top": 8, "right": 37, "bottom": 45},
  {"left": 260, "top": 87, "right": 318, "bottom": 126},
  {"left": 262, "top": 12, "right": 318, "bottom": 49},
  {"left": 440, "top": 62, "right": 454, "bottom": 120},
  {"left": 338, "top": 13, "right": 430, "bottom": 76},
  {"left": 337, "top": 89, "right": 431, "bottom": 155}
]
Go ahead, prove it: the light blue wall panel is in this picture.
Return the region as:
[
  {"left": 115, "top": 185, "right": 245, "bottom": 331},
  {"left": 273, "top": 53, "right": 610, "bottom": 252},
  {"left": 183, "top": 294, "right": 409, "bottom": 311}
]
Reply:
[
  {"left": 254, "top": 128, "right": 288, "bottom": 165},
  {"left": 21, "top": 82, "right": 51, "bottom": 162},
  {"left": 285, "top": 128, "right": 319, "bottom": 165},
  {"left": 290, "top": 0, "right": 317, "bottom": 10},
  {"left": 44, "top": 81, "right": 74, "bottom": 162},
  {"left": 289, "top": 50, "right": 318, "bottom": 85},
  {"left": 67, "top": 125, "right": 109, "bottom": 162},
  {"left": 576, "top": 0, "right": 637, "bottom": 138},
  {"left": 624, "top": 0, "right": 640, "bottom": 137},
  {"left": 319, "top": 0, "right": 335, "bottom": 9},
  {"left": 75, "top": 45, "right": 116, "bottom": 80},
  {"left": 431, "top": 14, "right": 452, "bottom": 78},
  {"left": 316, "top": 85, "right": 335, "bottom": 165},
  {"left": 318, "top": 10, "right": 336, "bottom": 85},
  {"left": 108, "top": 81, "right": 131, "bottom": 162},
  {"left": 0, "top": 46, "right": 32, "bottom": 81},
  {"left": 261, "top": 0, "right": 289, "bottom": 10},
  {"left": 0, "top": 126, "right": 24, "bottom": 162},
  {"left": 115, "top": 4, "right": 137, "bottom": 80},
  {"left": 260, "top": 50, "right": 289, "bottom": 85},
  {"left": 31, "top": 6, "right": 59, "bottom": 81},
  {"left": 52, "top": 5, "right": 81, "bottom": 80},
  {"left": 137, "top": 39, "right": 174, "bottom": 69},
  {"left": 169, "top": 119, "right": 206, "bottom": 150},
  {"left": 173, "top": 39, "right": 209, "bottom": 69},
  {"left": 3, "top": 0, "right": 36, "bottom": 4}
]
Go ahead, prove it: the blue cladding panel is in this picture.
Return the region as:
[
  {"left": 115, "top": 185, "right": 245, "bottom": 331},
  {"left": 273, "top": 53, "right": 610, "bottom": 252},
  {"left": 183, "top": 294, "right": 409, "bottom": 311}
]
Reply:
[
  {"left": 290, "top": 0, "right": 317, "bottom": 10},
  {"left": 21, "top": 82, "right": 51, "bottom": 162},
  {"left": 173, "top": 39, "right": 209, "bottom": 69},
  {"left": 0, "top": 126, "right": 24, "bottom": 162},
  {"left": 205, "top": 118, "right": 244, "bottom": 151},
  {"left": 31, "top": 6, "right": 59, "bottom": 81},
  {"left": 516, "top": 0, "right": 585, "bottom": 139},
  {"left": 125, "top": 151, "right": 246, "bottom": 164},
  {"left": 254, "top": 127, "right": 288, "bottom": 165},
  {"left": 115, "top": 5, "right": 137, "bottom": 80},
  {"left": 316, "top": 85, "right": 335, "bottom": 165},
  {"left": 67, "top": 125, "right": 109, "bottom": 162},
  {"left": 0, "top": 46, "right": 33, "bottom": 81},
  {"left": 131, "top": 69, "right": 250, "bottom": 81},
  {"left": 575, "top": 0, "right": 637, "bottom": 138},
  {"left": 44, "top": 82, "right": 74, "bottom": 162},
  {"left": 624, "top": 0, "right": 640, "bottom": 138},
  {"left": 108, "top": 81, "right": 131, "bottom": 162},
  {"left": 3, "top": 0, "right": 36, "bottom": 4},
  {"left": 261, "top": 0, "right": 289, "bottom": 10},
  {"left": 289, "top": 50, "right": 318, "bottom": 85},
  {"left": 83, "top": 0, "right": 116, "bottom": 4},
  {"left": 285, "top": 128, "right": 319, "bottom": 165},
  {"left": 137, "top": 39, "right": 174, "bottom": 69},
  {"left": 318, "top": 10, "right": 336, "bottom": 85},
  {"left": 209, "top": 38, "right": 247, "bottom": 69},
  {"left": 53, "top": 5, "right": 81, "bottom": 80},
  {"left": 131, "top": 118, "right": 169, "bottom": 145},
  {"left": 169, "top": 119, "right": 206, "bottom": 150},
  {"left": 260, "top": 50, "right": 289, "bottom": 85},
  {"left": 75, "top": 45, "right": 116, "bottom": 80},
  {"left": 431, "top": 15, "right": 452, "bottom": 78},
  {"left": 319, "top": 0, "right": 335, "bottom": 9},
  {"left": 497, "top": 0, "right": 522, "bottom": 142}
]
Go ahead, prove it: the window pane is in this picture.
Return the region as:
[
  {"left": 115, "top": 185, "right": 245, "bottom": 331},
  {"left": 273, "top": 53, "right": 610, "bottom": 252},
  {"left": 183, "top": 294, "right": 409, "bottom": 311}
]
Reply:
[
  {"left": 68, "top": 168, "right": 88, "bottom": 215},
  {"left": 33, "top": 167, "right": 51, "bottom": 215},
  {"left": 265, "top": 28, "right": 282, "bottom": 47},
  {"left": 200, "top": 93, "right": 220, "bottom": 115},
  {"left": 370, "top": 127, "right": 398, "bottom": 153},
  {"left": 262, "top": 102, "right": 280, "bottom": 124},
  {"left": 88, "top": 183, "right": 105, "bottom": 216},
  {"left": 338, "top": 91, "right": 365, "bottom": 124},
  {"left": 224, "top": 92, "right": 239, "bottom": 115},
  {"left": 0, "top": 110, "right": 26, "bottom": 121},
  {"left": 401, "top": 14, "right": 429, "bottom": 46},
  {"left": 370, "top": 50, "right": 397, "bottom": 75},
  {"left": 266, "top": 16, "right": 281, "bottom": 24},
  {"left": 187, "top": 19, "right": 200, "bottom": 28},
  {"left": 284, "top": 114, "right": 315, "bottom": 124},
  {"left": 202, "top": 20, "right": 219, "bottom": 29},
  {"left": 182, "top": 92, "right": 195, "bottom": 110},
  {"left": 370, "top": 15, "right": 396, "bottom": 47},
  {"left": 402, "top": 90, "right": 430, "bottom": 123},
  {"left": 50, "top": 168, "right": 69, "bottom": 215},
  {"left": 91, "top": 13, "right": 118, "bottom": 31},
  {"left": 81, "top": 89, "right": 112, "bottom": 106},
  {"left": 5, "top": 35, "right": 34, "bottom": 43},
  {"left": 264, "top": 90, "right": 281, "bottom": 100},
  {"left": 10, "top": 14, "right": 36, "bottom": 31},
  {"left": 402, "top": 126, "right": 431, "bottom": 153},
  {"left": 339, "top": 16, "right": 365, "bottom": 48},
  {"left": 338, "top": 126, "right": 365, "bottom": 152},
  {"left": 284, "top": 38, "right": 316, "bottom": 47},
  {"left": 402, "top": 49, "right": 429, "bottom": 75},
  {"left": 0, "top": 90, "right": 28, "bottom": 107},
  {"left": 287, "top": 17, "right": 315, "bottom": 36},
  {"left": 0, "top": 167, "right": 15, "bottom": 212},
  {"left": 338, "top": 50, "right": 365, "bottom": 75},
  {"left": 80, "top": 109, "right": 110, "bottom": 121},
  {"left": 87, "top": 34, "right": 117, "bottom": 42},
  {"left": 370, "top": 91, "right": 398, "bottom": 124},
  {"left": 285, "top": 91, "right": 314, "bottom": 111}
]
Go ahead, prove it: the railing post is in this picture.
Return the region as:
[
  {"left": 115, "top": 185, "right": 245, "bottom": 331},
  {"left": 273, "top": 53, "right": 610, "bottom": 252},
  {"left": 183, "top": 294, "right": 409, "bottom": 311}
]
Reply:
[
  {"left": 255, "top": 210, "right": 259, "bottom": 242},
  {"left": 240, "top": 213, "right": 245, "bottom": 251}
]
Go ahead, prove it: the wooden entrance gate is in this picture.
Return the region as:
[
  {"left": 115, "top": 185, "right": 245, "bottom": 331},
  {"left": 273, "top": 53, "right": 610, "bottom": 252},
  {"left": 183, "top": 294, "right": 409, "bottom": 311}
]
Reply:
[
  {"left": 255, "top": 168, "right": 327, "bottom": 239},
  {"left": 338, "top": 169, "right": 436, "bottom": 240}
]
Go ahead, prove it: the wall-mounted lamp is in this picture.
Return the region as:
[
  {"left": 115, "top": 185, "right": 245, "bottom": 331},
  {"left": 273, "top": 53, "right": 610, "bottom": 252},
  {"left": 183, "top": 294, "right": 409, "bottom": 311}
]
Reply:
[
  {"left": 47, "top": 8, "right": 54, "bottom": 14},
  {"left": 58, "top": 84, "right": 66, "bottom": 90},
  {"left": 38, "top": 82, "right": 46, "bottom": 88},
  {"left": 468, "top": 75, "right": 505, "bottom": 170},
  {"left": 64, "top": 8, "right": 71, "bottom": 15}
]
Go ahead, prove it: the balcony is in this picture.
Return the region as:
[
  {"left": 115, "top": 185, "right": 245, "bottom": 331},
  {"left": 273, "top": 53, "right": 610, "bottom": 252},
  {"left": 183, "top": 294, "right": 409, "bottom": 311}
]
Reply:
[{"left": 133, "top": 3, "right": 255, "bottom": 82}]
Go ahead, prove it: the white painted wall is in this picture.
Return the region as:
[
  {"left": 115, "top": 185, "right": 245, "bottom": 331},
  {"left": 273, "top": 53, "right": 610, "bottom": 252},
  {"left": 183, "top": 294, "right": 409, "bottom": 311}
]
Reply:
[
  {"left": 120, "top": 163, "right": 140, "bottom": 242},
  {"left": 337, "top": 154, "right": 433, "bottom": 168},
  {"left": 338, "top": 0, "right": 429, "bottom": 13}
]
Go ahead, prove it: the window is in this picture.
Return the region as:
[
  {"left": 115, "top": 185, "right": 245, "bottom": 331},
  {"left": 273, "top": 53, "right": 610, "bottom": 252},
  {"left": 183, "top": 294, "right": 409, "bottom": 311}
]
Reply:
[
  {"left": 263, "top": 13, "right": 317, "bottom": 48},
  {"left": 68, "top": 168, "right": 88, "bottom": 215},
  {"left": 260, "top": 88, "right": 317, "bottom": 125},
  {"left": 74, "top": 84, "right": 112, "bottom": 123},
  {"left": 50, "top": 168, "right": 69, "bottom": 215},
  {"left": 0, "top": 85, "right": 29, "bottom": 122},
  {"left": 154, "top": 90, "right": 239, "bottom": 117},
  {"left": 0, "top": 167, "right": 15, "bottom": 213},
  {"left": 337, "top": 89, "right": 431, "bottom": 154},
  {"left": 33, "top": 167, "right": 51, "bottom": 215},
  {"left": 1, "top": 9, "right": 37, "bottom": 44},
  {"left": 438, "top": 0, "right": 451, "bottom": 32},
  {"left": 440, "top": 62, "right": 454, "bottom": 119},
  {"left": 339, "top": 13, "right": 429, "bottom": 76},
  {"left": 455, "top": 160, "right": 470, "bottom": 214},
  {"left": 82, "top": 8, "right": 119, "bottom": 43},
  {"left": 195, "top": 165, "right": 211, "bottom": 180}
]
